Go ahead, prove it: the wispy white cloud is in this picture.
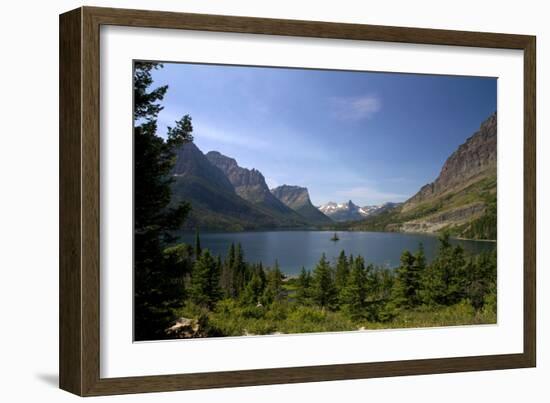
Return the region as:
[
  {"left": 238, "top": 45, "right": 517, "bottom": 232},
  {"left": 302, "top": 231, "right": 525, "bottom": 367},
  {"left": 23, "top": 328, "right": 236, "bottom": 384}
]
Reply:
[
  {"left": 157, "top": 109, "right": 271, "bottom": 151},
  {"left": 194, "top": 123, "right": 270, "bottom": 150},
  {"left": 334, "top": 185, "right": 408, "bottom": 205},
  {"left": 330, "top": 95, "right": 381, "bottom": 121}
]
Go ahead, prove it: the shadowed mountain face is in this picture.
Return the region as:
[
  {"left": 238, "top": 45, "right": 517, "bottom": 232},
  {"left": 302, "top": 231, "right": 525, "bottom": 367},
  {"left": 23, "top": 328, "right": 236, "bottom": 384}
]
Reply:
[
  {"left": 171, "top": 143, "right": 283, "bottom": 231},
  {"left": 173, "top": 142, "right": 234, "bottom": 193},
  {"left": 170, "top": 144, "right": 310, "bottom": 230},
  {"left": 270, "top": 185, "right": 332, "bottom": 224},
  {"left": 347, "top": 113, "right": 497, "bottom": 239},
  {"left": 205, "top": 151, "right": 298, "bottom": 217}
]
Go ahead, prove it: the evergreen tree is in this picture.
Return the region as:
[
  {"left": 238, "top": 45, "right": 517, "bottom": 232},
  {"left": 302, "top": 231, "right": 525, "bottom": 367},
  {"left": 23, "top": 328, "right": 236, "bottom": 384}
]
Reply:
[
  {"left": 341, "top": 255, "right": 368, "bottom": 319},
  {"left": 448, "top": 244, "right": 467, "bottom": 301},
  {"left": 410, "top": 243, "right": 426, "bottom": 305},
  {"left": 232, "top": 243, "right": 247, "bottom": 296},
  {"left": 133, "top": 62, "right": 194, "bottom": 340},
  {"left": 392, "top": 248, "right": 422, "bottom": 308},
  {"left": 210, "top": 253, "right": 222, "bottom": 305},
  {"left": 296, "top": 266, "right": 312, "bottom": 304},
  {"left": 334, "top": 250, "right": 350, "bottom": 299},
  {"left": 364, "top": 263, "right": 375, "bottom": 293},
  {"left": 413, "top": 243, "right": 426, "bottom": 275},
  {"left": 312, "top": 254, "right": 336, "bottom": 309},
  {"left": 241, "top": 272, "right": 264, "bottom": 306},
  {"left": 220, "top": 243, "right": 236, "bottom": 297},
  {"left": 194, "top": 228, "right": 201, "bottom": 257},
  {"left": 215, "top": 254, "right": 223, "bottom": 300},
  {"left": 263, "top": 260, "right": 283, "bottom": 304},
  {"left": 228, "top": 243, "right": 236, "bottom": 268},
  {"left": 189, "top": 249, "right": 221, "bottom": 309},
  {"left": 420, "top": 232, "right": 467, "bottom": 306},
  {"left": 256, "top": 262, "right": 267, "bottom": 291},
  {"left": 464, "top": 250, "right": 497, "bottom": 310},
  {"left": 348, "top": 254, "right": 355, "bottom": 269},
  {"left": 362, "top": 265, "right": 396, "bottom": 322},
  {"left": 162, "top": 243, "right": 194, "bottom": 299}
]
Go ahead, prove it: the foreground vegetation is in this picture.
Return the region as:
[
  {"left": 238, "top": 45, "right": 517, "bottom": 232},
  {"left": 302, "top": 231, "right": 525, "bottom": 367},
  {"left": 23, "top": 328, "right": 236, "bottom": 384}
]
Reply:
[{"left": 162, "top": 231, "right": 496, "bottom": 339}]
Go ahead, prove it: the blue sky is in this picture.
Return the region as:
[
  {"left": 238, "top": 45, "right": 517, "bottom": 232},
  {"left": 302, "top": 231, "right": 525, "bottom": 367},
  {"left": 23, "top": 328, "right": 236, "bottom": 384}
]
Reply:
[{"left": 151, "top": 63, "right": 496, "bottom": 206}]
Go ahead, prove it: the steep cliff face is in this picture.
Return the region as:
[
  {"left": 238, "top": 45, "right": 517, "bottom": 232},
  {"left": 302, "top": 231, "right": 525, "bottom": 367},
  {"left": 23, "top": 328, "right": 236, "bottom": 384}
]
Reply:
[
  {"left": 205, "top": 151, "right": 298, "bottom": 216},
  {"left": 205, "top": 151, "right": 272, "bottom": 203},
  {"left": 173, "top": 142, "right": 235, "bottom": 193},
  {"left": 171, "top": 143, "right": 287, "bottom": 230},
  {"left": 271, "top": 185, "right": 332, "bottom": 224},
  {"left": 271, "top": 185, "right": 310, "bottom": 209},
  {"left": 403, "top": 113, "right": 497, "bottom": 212}
]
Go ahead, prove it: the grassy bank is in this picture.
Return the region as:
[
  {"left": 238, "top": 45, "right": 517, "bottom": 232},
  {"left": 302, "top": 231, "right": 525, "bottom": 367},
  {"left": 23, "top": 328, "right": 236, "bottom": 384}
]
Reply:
[{"left": 174, "top": 296, "right": 496, "bottom": 337}]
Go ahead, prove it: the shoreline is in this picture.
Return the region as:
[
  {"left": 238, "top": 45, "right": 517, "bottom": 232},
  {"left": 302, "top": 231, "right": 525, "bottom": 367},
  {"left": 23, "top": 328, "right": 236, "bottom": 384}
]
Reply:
[
  {"left": 175, "top": 228, "right": 497, "bottom": 243},
  {"left": 453, "top": 236, "right": 496, "bottom": 243}
]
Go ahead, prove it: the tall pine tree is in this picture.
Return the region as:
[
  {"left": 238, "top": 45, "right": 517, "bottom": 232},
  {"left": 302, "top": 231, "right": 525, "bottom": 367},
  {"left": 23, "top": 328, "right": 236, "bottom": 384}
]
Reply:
[
  {"left": 263, "top": 260, "right": 283, "bottom": 304},
  {"left": 312, "top": 254, "right": 336, "bottom": 310},
  {"left": 134, "top": 62, "right": 194, "bottom": 340},
  {"left": 296, "top": 267, "right": 312, "bottom": 304},
  {"left": 334, "top": 250, "right": 350, "bottom": 301},
  {"left": 241, "top": 272, "right": 264, "bottom": 306},
  {"left": 232, "top": 243, "right": 247, "bottom": 296},
  {"left": 392, "top": 250, "right": 421, "bottom": 308},
  {"left": 341, "top": 255, "right": 368, "bottom": 319},
  {"left": 194, "top": 228, "right": 201, "bottom": 257},
  {"left": 220, "top": 243, "right": 236, "bottom": 297},
  {"left": 189, "top": 249, "right": 221, "bottom": 309},
  {"left": 420, "top": 232, "right": 466, "bottom": 306}
]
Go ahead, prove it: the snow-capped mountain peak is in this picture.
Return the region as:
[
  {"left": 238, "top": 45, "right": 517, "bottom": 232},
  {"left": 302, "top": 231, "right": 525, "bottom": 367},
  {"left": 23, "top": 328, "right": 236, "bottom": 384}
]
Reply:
[{"left": 317, "top": 200, "right": 399, "bottom": 222}]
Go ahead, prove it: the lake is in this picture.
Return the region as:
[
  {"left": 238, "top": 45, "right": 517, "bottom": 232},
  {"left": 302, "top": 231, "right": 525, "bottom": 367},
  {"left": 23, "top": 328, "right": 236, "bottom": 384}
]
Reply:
[{"left": 178, "top": 231, "right": 496, "bottom": 275}]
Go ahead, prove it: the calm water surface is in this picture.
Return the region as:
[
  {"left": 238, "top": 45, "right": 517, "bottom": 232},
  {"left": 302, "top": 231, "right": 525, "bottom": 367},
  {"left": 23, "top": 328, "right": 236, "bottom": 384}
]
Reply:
[{"left": 179, "top": 231, "right": 495, "bottom": 275}]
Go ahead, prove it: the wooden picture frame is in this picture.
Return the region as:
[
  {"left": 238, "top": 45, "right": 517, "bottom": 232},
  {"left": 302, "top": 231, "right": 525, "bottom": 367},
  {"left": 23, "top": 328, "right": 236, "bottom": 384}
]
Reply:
[{"left": 59, "top": 6, "right": 536, "bottom": 396}]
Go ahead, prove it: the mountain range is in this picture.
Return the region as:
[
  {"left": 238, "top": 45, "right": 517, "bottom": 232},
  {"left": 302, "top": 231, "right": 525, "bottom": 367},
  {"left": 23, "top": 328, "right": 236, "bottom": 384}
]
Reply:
[
  {"left": 170, "top": 112, "right": 496, "bottom": 239},
  {"left": 205, "top": 151, "right": 304, "bottom": 220},
  {"left": 318, "top": 200, "right": 400, "bottom": 222},
  {"left": 170, "top": 144, "right": 331, "bottom": 230}
]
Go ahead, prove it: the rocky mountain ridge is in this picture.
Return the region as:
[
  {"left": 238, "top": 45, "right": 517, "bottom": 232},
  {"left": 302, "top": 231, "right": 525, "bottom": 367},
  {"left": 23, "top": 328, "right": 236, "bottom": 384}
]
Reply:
[
  {"left": 171, "top": 143, "right": 308, "bottom": 230},
  {"left": 171, "top": 144, "right": 330, "bottom": 230},
  {"left": 206, "top": 151, "right": 297, "bottom": 216}
]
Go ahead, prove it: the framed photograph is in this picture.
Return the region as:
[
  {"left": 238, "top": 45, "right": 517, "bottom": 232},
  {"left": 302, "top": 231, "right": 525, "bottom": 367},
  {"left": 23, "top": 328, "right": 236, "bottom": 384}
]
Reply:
[{"left": 59, "top": 6, "right": 536, "bottom": 396}]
